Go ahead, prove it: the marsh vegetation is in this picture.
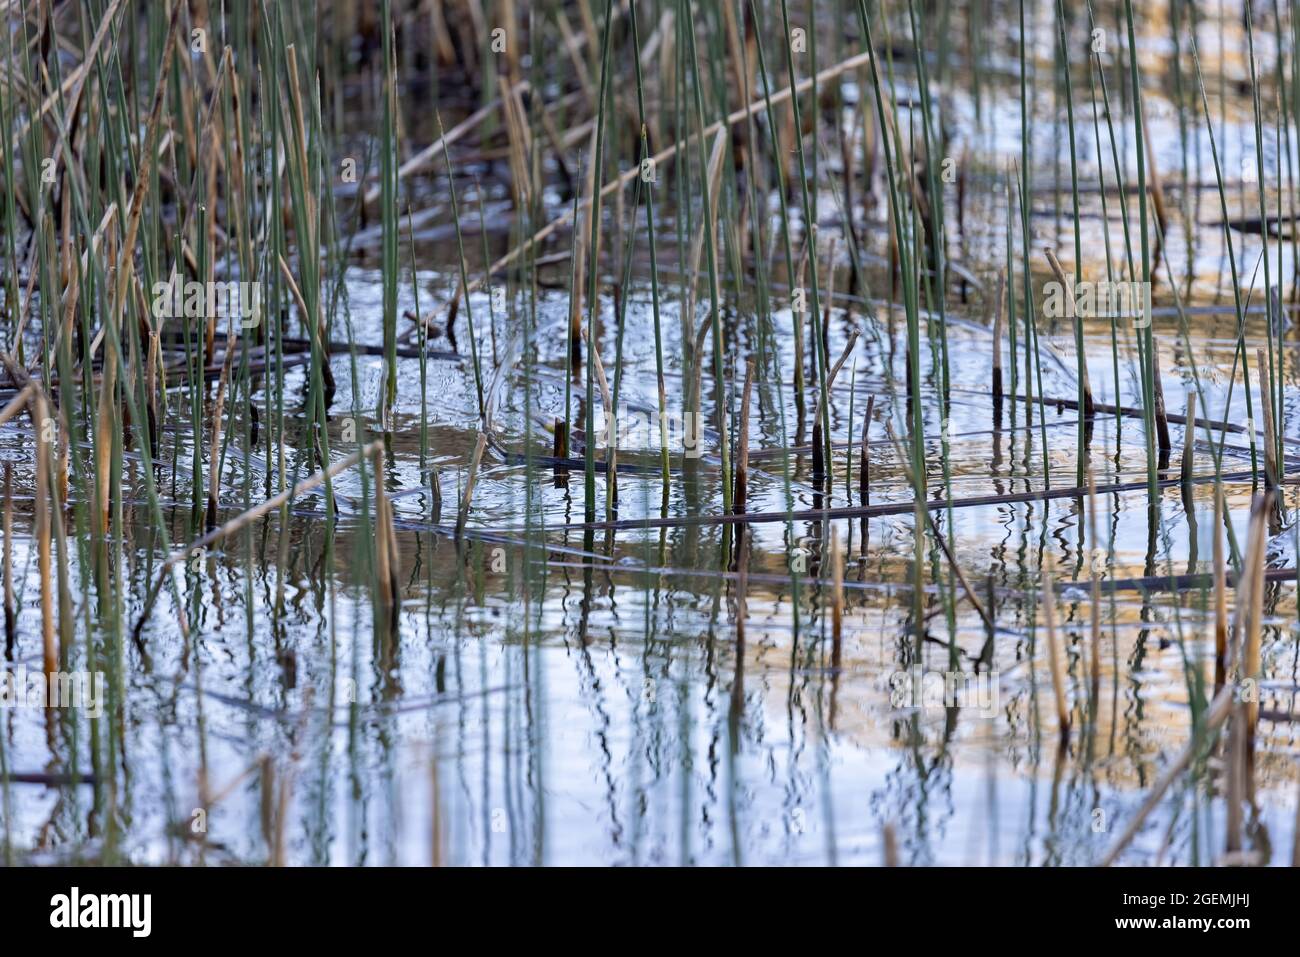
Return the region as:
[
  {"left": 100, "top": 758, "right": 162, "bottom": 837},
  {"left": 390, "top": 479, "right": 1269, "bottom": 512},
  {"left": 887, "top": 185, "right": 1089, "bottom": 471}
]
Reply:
[{"left": 0, "top": 0, "right": 1298, "bottom": 866}]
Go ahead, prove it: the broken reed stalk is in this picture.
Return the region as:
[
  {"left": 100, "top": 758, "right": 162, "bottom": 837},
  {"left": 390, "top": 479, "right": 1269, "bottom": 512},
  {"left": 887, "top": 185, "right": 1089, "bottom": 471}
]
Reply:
[
  {"left": 826, "top": 331, "right": 860, "bottom": 392},
  {"left": 1044, "top": 249, "right": 1092, "bottom": 416},
  {"left": 810, "top": 411, "right": 824, "bottom": 490},
  {"left": 579, "top": 72, "right": 604, "bottom": 523},
  {"left": 687, "top": 316, "right": 713, "bottom": 457},
  {"left": 859, "top": 394, "right": 874, "bottom": 506},
  {"left": 991, "top": 268, "right": 1006, "bottom": 411},
  {"left": 1219, "top": 488, "right": 1269, "bottom": 825},
  {"left": 792, "top": 242, "right": 809, "bottom": 418},
  {"left": 552, "top": 416, "right": 569, "bottom": 481},
  {"left": 1180, "top": 391, "right": 1197, "bottom": 485},
  {"left": 585, "top": 329, "right": 617, "bottom": 513},
  {"left": 1041, "top": 554, "right": 1070, "bottom": 744},
  {"left": 812, "top": 331, "right": 860, "bottom": 493},
  {"left": 456, "top": 434, "right": 489, "bottom": 540},
  {"left": 1256, "top": 348, "right": 1280, "bottom": 488},
  {"left": 372, "top": 447, "right": 400, "bottom": 614},
  {"left": 2, "top": 462, "right": 12, "bottom": 657},
  {"left": 684, "top": 129, "right": 728, "bottom": 331},
  {"left": 830, "top": 528, "right": 844, "bottom": 671},
  {"left": 1222, "top": 486, "right": 1263, "bottom": 681},
  {"left": 566, "top": 170, "right": 586, "bottom": 377},
  {"left": 1213, "top": 484, "right": 1228, "bottom": 692},
  {"left": 429, "top": 463, "right": 443, "bottom": 516},
  {"left": 277, "top": 256, "right": 336, "bottom": 404},
  {"left": 685, "top": 124, "right": 731, "bottom": 510},
  {"left": 733, "top": 358, "right": 755, "bottom": 514},
  {"left": 1151, "top": 336, "right": 1172, "bottom": 459},
  {"left": 1225, "top": 692, "right": 1246, "bottom": 855}
]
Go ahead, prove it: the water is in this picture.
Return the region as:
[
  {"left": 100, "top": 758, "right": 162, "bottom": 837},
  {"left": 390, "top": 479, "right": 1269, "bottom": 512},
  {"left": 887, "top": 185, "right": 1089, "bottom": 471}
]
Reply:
[{"left": 3, "top": 0, "right": 1299, "bottom": 866}]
